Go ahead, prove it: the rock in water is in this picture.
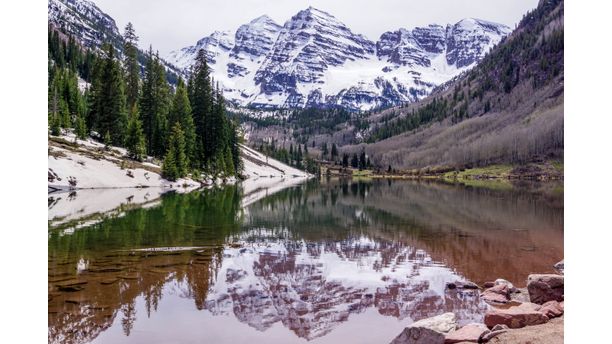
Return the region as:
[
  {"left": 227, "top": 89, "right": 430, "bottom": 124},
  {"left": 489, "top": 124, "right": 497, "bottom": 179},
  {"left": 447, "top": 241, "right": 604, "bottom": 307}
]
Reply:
[
  {"left": 390, "top": 327, "right": 445, "bottom": 344},
  {"left": 554, "top": 259, "right": 564, "bottom": 273},
  {"left": 390, "top": 313, "right": 456, "bottom": 344},
  {"left": 444, "top": 323, "right": 489, "bottom": 343},
  {"left": 527, "top": 274, "right": 564, "bottom": 304},
  {"left": 410, "top": 313, "right": 457, "bottom": 333}
]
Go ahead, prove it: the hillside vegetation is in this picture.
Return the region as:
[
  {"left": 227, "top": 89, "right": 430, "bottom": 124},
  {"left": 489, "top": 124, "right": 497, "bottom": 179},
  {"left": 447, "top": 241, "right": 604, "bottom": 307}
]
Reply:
[{"left": 351, "top": 0, "right": 563, "bottom": 170}]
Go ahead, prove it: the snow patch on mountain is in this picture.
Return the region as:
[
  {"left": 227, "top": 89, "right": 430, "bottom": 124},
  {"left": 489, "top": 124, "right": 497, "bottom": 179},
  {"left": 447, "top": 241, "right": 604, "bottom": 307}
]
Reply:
[{"left": 166, "top": 8, "right": 511, "bottom": 111}]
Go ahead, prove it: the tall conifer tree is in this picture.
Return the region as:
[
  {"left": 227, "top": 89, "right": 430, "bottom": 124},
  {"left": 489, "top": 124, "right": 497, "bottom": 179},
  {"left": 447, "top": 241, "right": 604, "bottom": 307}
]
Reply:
[{"left": 123, "top": 23, "right": 140, "bottom": 110}]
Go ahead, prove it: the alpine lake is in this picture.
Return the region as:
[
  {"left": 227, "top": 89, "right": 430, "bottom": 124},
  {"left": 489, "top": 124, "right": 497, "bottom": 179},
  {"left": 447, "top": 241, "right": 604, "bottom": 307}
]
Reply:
[{"left": 48, "top": 178, "right": 563, "bottom": 344}]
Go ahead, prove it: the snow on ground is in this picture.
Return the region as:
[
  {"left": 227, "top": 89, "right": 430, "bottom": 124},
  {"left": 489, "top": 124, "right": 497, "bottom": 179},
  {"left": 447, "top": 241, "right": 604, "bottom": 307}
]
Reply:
[
  {"left": 239, "top": 143, "right": 311, "bottom": 207},
  {"left": 240, "top": 144, "right": 309, "bottom": 179},
  {"left": 48, "top": 133, "right": 311, "bottom": 229}
]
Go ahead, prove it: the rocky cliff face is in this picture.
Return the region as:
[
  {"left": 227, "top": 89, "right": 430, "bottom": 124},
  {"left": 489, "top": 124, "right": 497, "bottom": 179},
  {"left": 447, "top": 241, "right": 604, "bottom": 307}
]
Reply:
[
  {"left": 167, "top": 7, "right": 510, "bottom": 110},
  {"left": 48, "top": 0, "right": 182, "bottom": 81}
]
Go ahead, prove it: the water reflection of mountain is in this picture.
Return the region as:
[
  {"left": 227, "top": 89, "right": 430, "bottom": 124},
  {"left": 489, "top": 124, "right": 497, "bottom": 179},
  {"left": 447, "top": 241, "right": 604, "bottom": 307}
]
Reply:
[
  {"left": 48, "top": 179, "right": 563, "bottom": 344},
  {"left": 206, "top": 231, "right": 487, "bottom": 340},
  {"left": 243, "top": 180, "right": 564, "bottom": 285}
]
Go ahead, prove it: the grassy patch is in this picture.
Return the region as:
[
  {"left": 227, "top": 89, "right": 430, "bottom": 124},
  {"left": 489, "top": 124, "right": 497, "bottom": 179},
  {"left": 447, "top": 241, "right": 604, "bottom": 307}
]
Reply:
[
  {"left": 351, "top": 169, "right": 373, "bottom": 177},
  {"left": 453, "top": 178, "right": 514, "bottom": 191},
  {"left": 443, "top": 164, "right": 514, "bottom": 180},
  {"left": 550, "top": 160, "right": 564, "bottom": 172}
]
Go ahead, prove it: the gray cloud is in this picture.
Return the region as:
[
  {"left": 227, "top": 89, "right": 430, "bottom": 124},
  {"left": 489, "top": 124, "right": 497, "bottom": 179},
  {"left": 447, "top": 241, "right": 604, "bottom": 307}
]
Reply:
[{"left": 94, "top": 0, "right": 539, "bottom": 55}]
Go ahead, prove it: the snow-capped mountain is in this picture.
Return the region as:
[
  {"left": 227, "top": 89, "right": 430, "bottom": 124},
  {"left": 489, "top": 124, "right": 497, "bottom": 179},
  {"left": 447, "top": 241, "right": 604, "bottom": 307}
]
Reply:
[
  {"left": 48, "top": 0, "right": 182, "bottom": 80},
  {"left": 48, "top": 0, "right": 122, "bottom": 49},
  {"left": 167, "top": 7, "right": 511, "bottom": 110}
]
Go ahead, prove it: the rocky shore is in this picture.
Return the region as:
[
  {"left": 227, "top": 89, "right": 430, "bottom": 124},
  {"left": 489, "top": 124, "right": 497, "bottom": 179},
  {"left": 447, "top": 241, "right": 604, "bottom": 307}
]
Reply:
[{"left": 390, "top": 261, "right": 564, "bottom": 344}]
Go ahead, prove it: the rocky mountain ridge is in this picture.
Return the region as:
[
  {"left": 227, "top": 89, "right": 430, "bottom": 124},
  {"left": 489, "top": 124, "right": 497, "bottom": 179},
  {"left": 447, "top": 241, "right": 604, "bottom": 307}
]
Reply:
[{"left": 167, "top": 7, "right": 511, "bottom": 110}]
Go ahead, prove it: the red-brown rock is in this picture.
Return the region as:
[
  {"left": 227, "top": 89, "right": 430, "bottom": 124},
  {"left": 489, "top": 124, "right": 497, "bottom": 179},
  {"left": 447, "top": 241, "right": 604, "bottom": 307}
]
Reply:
[
  {"left": 527, "top": 274, "right": 564, "bottom": 304},
  {"left": 484, "top": 305, "right": 549, "bottom": 329},
  {"left": 483, "top": 281, "right": 495, "bottom": 288},
  {"left": 444, "top": 323, "right": 489, "bottom": 343},
  {"left": 481, "top": 284, "right": 510, "bottom": 303},
  {"left": 539, "top": 300, "right": 564, "bottom": 318}
]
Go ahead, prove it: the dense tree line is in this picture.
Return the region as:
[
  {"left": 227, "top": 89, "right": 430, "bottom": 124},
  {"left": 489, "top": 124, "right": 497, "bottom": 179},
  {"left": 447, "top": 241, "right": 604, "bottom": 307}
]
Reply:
[
  {"left": 256, "top": 140, "right": 318, "bottom": 175},
  {"left": 48, "top": 24, "right": 242, "bottom": 181},
  {"left": 366, "top": 97, "right": 450, "bottom": 142}
]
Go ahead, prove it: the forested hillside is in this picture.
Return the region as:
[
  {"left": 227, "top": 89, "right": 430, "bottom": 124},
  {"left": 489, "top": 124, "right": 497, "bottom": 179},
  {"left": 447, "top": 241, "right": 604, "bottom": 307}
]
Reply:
[
  {"left": 48, "top": 24, "right": 242, "bottom": 181},
  {"left": 351, "top": 0, "right": 563, "bottom": 170}
]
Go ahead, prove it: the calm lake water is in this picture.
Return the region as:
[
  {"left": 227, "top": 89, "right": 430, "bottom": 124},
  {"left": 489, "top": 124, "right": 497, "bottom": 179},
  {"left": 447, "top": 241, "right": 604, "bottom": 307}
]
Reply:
[{"left": 48, "top": 179, "right": 563, "bottom": 344}]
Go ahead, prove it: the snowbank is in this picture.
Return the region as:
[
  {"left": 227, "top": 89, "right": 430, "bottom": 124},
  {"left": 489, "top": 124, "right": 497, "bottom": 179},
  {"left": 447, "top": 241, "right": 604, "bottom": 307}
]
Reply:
[
  {"left": 48, "top": 133, "right": 198, "bottom": 191},
  {"left": 48, "top": 134, "right": 312, "bottom": 229}
]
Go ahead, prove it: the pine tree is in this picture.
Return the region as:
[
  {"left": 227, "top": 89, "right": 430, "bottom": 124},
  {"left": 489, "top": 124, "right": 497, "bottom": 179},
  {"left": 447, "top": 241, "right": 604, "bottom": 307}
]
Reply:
[
  {"left": 190, "top": 49, "right": 214, "bottom": 165},
  {"left": 123, "top": 23, "right": 140, "bottom": 110},
  {"left": 169, "top": 78, "right": 196, "bottom": 168},
  {"left": 224, "top": 147, "right": 235, "bottom": 176},
  {"left": 140, "top": 48, "right": 171, "bottom": 157},
  {"left": 331, "top": 143, "right": 338, "bottom": 160},
  {"left": 322, "top": 142, "right": 328, "bottom": 159},
  {"left": 50, "top": 113, "right": 61, "bottom": 136},
  {"left": 359, "top": 149, "right": 367, "bottom": 170},
  {"left": 75, "top": 113, "right": 87, "bottom": 140},
  {"left": 125, "top": 105, "right": 146, "bottom": 161},
  {"left": 296, "top": 145, "right": 303, "bottom": 169},
  {"left": 342, "top": 154, "right": 349, "bottom": 168},
  {"left": 351, "top": 153, "right": 359, "bottom": 168},
  {"left": 162, "top": 123, "right": 187, "bottom": 181},
  {"left": 96, "top": 44, "right": 128, "bottom": 146}
]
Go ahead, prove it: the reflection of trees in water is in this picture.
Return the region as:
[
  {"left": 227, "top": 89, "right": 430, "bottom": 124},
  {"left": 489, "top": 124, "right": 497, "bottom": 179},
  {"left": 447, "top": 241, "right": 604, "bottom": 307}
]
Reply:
[
  {"left": 48, "top": 186, "right": 241, "bottom": 344},
  {"left": 243, "top": 179, "right": 564, "bottom": 285}
]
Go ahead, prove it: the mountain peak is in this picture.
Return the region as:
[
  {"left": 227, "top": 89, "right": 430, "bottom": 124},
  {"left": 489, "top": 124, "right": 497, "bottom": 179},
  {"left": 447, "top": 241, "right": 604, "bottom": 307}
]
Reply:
[
  {"left": 249, "top": 14, "right": 278, "bottom": 26},
  {"left": 161, "top": 9, "right": 509, "bottom": 110}
]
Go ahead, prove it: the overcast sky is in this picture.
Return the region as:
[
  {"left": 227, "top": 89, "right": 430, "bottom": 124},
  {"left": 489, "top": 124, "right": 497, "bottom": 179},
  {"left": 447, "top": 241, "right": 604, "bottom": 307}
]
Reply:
[{"left": 94, "top": 0, "right": 539, "bottom": 56}]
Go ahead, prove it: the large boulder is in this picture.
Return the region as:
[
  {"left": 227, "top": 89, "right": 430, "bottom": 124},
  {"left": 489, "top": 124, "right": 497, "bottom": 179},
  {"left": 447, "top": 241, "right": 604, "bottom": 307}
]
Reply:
[
  {"left": 390, "top": 327, "right": 445, "bottom": 344},
  {"left": 484, "top": 305, "right": 548, "bottom": 329},
  {"left": 410, "top": 313, "right": 457, "bottom": 333},
  {"left": 539, "top": 300, "right": 564, "bottom": 318},
  {"left": 390, "top": 313, "right": 457, "bottom": 344},
  {"left": 481, "top": 284, "right": 510, "bottom": 303},
  {"left": 527, "top": 274, "right": 564, "bottom": 304},
  {"left": 444, "top": 323, "right": 489, "bottom": 343}
]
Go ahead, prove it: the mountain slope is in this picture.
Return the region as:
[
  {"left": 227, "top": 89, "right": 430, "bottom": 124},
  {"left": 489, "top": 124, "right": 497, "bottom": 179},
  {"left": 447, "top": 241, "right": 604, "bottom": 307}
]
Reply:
[
  {"left": 345, "top": 0, "right": 564, "bottom": 170},
  {"left": 48, "top": 0, "right": 182, "bottom": 83},
  {"left": 166, "top": 7, "right": 510, "bottom": 110}
]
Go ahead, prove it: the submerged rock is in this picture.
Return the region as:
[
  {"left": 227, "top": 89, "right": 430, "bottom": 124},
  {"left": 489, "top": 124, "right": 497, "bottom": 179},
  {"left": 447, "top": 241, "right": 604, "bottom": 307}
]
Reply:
[{"left": 527, "top": 274, "right": 564, "bottom": 304}]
